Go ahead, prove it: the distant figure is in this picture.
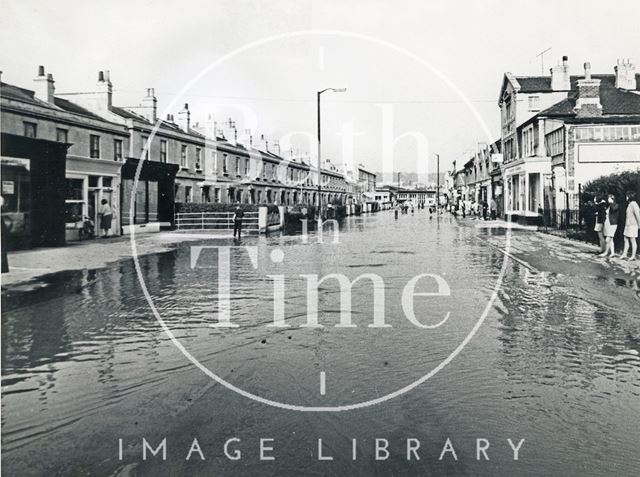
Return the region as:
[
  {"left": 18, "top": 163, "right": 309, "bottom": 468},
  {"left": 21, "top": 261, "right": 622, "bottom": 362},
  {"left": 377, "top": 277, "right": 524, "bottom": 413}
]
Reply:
[
  {"left": 99, "top": 199, "right": 113, "bottom": 238},
  {"left": 621, "top": 191, "right": 640, "bottom": 260},
  {"left": 599, "top": 194, "right": 619, "bottom": 258},
  {"left": 461, "top": 201, "right": 466, "bottom": 218},
  {"left": 482, "top": 200, "right": 489, "bottom": 220},
  {"left": 593, "top": 196, "right": 607, "bottom": 253},
  {"left": 490, "top": 198, "right": 498, "bottom": 220},
  {"left": 233, "top": 204, "right": 244, "bottom": 239},
  {"left": 1, "top": 196, "right": 10, "bottom": 273},
  {"left": 411, "top": 203, "right": 414, "bottom": 215}
]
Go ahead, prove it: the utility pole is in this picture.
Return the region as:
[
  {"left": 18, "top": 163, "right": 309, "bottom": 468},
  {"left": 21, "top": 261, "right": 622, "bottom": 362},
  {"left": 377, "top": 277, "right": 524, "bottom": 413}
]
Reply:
[{"left": 436, "top": 154, "right": 440, "bottom": 214}]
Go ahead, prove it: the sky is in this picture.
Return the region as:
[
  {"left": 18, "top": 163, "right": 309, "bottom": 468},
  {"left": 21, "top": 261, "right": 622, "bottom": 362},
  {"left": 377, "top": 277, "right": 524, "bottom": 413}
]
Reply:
[{"left": 1, "top": 0, "right": 639, "bottom": 179}]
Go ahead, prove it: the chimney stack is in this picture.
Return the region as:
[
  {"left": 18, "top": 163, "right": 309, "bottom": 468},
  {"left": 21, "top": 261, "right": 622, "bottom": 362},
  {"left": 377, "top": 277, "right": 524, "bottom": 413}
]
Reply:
[
  {"left": 221, "top": 118, "right": 238, "bottom": 145},
  {"left": 33, "top": 65, "right": 55, "bottom": 103},
  {"left": 575, "top": 61, "right": 602, "bottom": 118},
  {"left": 614, "top": 58, "right": 637, "bottom": 90},
  {"left": 140, "top": 88, "right": 157, "bottom": 123},
  {"left": 550, "top": 55, "right": 571, "bottom": 91},
  {"left": 176, "top": 103, "right": 191, "bottom": 131},
  {"left": 97, "top": 70, "right": 113, "bottom": 109}
]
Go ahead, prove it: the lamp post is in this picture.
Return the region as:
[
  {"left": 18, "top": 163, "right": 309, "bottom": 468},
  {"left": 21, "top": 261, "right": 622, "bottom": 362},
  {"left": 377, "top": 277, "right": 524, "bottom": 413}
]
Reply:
[{"left": 317, "top": 87, "right": 346, "bottom": 218}]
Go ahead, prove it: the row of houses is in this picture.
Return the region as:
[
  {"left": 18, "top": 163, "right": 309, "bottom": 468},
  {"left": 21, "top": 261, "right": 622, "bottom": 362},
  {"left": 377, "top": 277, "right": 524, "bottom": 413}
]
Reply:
[
  {"left": 0, "top": 66, "right": 377, "bottom": 248},
  {"left": 448, "top": 57, "right": 640, "bottom": 223}
]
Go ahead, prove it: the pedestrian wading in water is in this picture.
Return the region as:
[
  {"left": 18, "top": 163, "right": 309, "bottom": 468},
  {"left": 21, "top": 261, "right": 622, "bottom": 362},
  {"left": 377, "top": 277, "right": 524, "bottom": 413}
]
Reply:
[
  {"left": 621, "top": 191, "right": 640, "bottom": 260},
  {"left": 599, "top": 194, "right": 619, "bottom": 258}
]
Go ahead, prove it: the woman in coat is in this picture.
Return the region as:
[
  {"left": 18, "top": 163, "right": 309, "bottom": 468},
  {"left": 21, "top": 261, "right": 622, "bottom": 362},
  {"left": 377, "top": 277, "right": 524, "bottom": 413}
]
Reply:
[
  {"left": 621, "top": 191, "right": 640, "bottom": 260},
  {"left": 599, "top": 194, "right": 619, "bottom": 258}
]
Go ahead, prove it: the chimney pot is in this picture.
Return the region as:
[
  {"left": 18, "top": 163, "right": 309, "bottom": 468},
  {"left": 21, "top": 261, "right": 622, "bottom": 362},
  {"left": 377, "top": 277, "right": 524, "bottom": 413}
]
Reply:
[
  {"left": 98, "top": 71, "right": 105, "bottom": 82},
  {"left": 184, "top": 103, "right": 189, "bottom": 110},
  {"left": 562, "top": 55, "right": 568, "bottom": 64},
  {"left": 38, "top": 65, "right": 45, "bottom": 76}
]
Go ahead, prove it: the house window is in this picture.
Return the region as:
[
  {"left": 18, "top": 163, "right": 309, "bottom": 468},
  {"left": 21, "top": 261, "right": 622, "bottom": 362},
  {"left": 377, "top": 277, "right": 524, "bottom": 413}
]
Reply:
[
  {"left": 141, "top": 136, "right": 149, "bottom": 160},
  {"left": 184, "top": 186, "right": 192, "bottom": 203},
  {"left": 235, "top": 156, "right": 240, "bottom": 175},
  {"left": 90, "top": 134, "right": 100, "bottom": 158},
  {"left": 23, "top": 122, "right": 37, "bottom": 138},
  {"left": 160, "top": 140, "right": 167, "bottom": 163},
  {"left": 244, "top": 158, "right": 250, "bottom": 175},
  {"left": 223, "top": 154, "right": 228, "bottom": 174},
  {"left": 528, "top": 96, "right": 540, "bottom": 111},
  {"left": 181, "top": 145, "right": 188, "bottom": 168},
  {"left": 195, "top": 147, "right": 202, "bottom": 170},
  {"left": 56, "top": 128, "right": 68, "bottom": 143},
  {"left": 202, "top": 186, "right": 211, "bottom": 202},
  {"left": 114, "top": 139, "right": 123, "bottom": 161}
]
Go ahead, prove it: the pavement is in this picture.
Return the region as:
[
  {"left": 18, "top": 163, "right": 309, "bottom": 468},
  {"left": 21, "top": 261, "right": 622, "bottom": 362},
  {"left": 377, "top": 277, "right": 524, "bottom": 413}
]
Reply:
[
  {"left": 468, "top": 216, "right": 640, "bottom": 289},
  {"left": 0, "top": 231, "right": 238, "bottom": 288}
]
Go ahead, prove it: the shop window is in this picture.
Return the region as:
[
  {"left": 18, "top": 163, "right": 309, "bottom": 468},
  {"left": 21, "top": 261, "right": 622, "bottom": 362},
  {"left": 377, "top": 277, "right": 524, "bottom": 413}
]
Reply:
[
  {"left": 103, "top": 177, "right": 112, "bottom": 188},
  {"left": 65, "top": 178, "right": 85, "bottom": 223}
]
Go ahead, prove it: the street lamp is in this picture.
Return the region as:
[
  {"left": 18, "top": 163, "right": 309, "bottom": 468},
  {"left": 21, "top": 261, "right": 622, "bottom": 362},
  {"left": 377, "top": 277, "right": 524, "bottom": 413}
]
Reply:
[{"left": 317, "top": 87, "right": 346, "bottom": 218}]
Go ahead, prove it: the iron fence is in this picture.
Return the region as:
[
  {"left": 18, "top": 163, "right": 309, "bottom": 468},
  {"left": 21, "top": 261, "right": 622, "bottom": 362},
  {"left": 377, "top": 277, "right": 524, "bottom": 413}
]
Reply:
[{"left": 174, "top": 211, "right": 259, "bottom": 231}]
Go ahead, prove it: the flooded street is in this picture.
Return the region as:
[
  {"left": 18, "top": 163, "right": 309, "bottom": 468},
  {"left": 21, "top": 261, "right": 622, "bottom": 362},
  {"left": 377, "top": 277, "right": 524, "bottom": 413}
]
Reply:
[{"left": 2, "top": 212, "right": 640, "bottom": 476}]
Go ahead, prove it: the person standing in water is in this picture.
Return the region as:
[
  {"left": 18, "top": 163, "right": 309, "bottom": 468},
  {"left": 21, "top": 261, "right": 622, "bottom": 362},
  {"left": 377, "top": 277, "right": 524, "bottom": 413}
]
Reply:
[
  {"left": 233, "top": 204, "right": 244, "bottom": 239},
  {"left": 593, "top": 195, "right": 607, "bottom": 254},
  {"left": 599, "top": 194, "right": 619, "bottom": 258},
  {"left": 621, "top": 191, "right": 640, "bottom": 260}
]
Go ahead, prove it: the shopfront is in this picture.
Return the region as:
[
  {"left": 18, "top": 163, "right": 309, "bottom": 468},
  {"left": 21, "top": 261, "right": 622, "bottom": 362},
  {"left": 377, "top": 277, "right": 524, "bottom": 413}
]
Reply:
[
  {"left": 120, "top": 158, "right": 178, "bottom": 234},
  {"left": 503, "top": 158, "right": 551, "bottom": 223},
  {"left": 1, "top": 133, "right": 67, "bottom": 249},
  {"left": 64, "top": 156, "right": 122, "bottom": 241}
]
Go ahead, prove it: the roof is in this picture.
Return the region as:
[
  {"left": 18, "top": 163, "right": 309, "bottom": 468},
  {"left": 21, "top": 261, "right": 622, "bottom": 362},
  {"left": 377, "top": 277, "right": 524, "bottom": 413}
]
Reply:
[
  {"left": 1, "top": 81, "right": 123, "bottom": 123},
  {"left": 499, "top": 72, "right": 640, "bottom": 102},
  {"left": 535, "top": 75, "right": 640, "bottom": 119}
]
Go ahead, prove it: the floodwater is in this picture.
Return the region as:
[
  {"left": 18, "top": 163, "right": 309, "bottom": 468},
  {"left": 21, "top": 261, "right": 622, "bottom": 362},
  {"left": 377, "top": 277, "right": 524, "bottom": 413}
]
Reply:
[{"left": 2, "top": 212, "right": 639, "bottom": 476}]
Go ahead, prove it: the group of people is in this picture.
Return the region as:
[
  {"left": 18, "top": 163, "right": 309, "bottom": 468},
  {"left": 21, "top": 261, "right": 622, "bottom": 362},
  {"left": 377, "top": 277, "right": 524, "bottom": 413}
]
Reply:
[
  {"left": 593, "top": 191, "right": 640, "bottom": 260},
  {"left": 452, "top": 198, "right": 498, "bottom": 221}
]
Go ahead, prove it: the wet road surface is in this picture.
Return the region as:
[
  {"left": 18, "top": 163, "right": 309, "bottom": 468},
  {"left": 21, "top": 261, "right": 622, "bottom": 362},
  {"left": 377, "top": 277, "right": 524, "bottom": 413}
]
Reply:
[{"left": 2, "top": 211, "right": 639, "bottom": 476}]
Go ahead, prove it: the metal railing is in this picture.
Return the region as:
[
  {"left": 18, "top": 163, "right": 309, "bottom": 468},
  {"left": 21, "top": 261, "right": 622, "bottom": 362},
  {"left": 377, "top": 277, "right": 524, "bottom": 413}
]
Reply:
[{"left": 175, "top": 212, "right": 259, "bottom": 231}]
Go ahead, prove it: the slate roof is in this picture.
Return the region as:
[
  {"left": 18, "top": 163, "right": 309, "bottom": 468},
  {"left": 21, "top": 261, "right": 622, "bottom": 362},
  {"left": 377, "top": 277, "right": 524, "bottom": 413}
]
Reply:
[
  {"left": 1, "top": 81, "right": 118, "bottom": 123},
  {"left": 538, "top": 75, "right": 640, "bottom": 118}
]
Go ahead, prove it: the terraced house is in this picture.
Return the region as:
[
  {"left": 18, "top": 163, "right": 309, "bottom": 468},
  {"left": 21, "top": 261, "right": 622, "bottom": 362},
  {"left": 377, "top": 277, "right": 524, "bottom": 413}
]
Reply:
[{"left": 1, "top": 66, "right": 129, "bottom": 244}]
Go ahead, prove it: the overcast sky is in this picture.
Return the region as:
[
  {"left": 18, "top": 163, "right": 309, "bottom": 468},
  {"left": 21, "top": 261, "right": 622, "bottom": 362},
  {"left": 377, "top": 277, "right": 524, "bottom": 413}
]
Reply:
[{"left": 1, "top": 0, "right": 639, "bottom": 178}]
